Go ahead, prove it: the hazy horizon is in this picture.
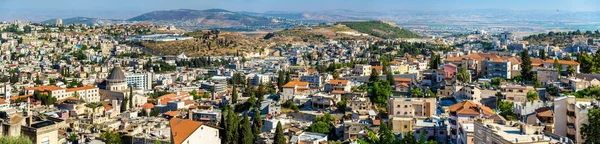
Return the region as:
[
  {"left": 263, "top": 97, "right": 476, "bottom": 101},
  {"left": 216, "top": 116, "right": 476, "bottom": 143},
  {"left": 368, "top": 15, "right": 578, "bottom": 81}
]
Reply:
[{"left": 1, "top": 0, "right": 599, "bottom": 21}]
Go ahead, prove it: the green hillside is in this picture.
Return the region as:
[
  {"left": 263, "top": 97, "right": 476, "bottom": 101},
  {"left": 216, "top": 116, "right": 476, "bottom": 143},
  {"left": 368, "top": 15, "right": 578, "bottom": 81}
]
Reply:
[{"left": 338, "top": 21, "right": 421, "bottom": 39}]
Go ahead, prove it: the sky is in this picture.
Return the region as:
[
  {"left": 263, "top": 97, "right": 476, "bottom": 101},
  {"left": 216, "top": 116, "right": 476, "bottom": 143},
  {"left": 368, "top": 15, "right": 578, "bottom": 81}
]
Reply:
[{"left": 1, "top": 0, "right": 599, "bottom": 21}]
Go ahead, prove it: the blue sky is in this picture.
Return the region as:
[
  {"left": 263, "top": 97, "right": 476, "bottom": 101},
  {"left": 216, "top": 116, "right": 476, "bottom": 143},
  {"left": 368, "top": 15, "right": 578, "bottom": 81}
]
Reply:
[{"left": 0, "top": 0, "right": 598, "bottom": 20}]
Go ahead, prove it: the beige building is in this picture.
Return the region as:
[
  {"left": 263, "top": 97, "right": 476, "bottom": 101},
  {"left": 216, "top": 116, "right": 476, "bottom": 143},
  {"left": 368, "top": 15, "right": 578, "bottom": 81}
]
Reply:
[
  {"left": 352, "top": 64, "right": 371, "bottom": 76},
  {"left": 501, "top": 85, "right": 535, "bottom": 103},
  {"left": 22, "top": 120, "right": 59, "bottom": 144},
  {"left": 25, "top": 85, "right": 100, "bottom": 102},
  {"left": 324, "top": 79, "right": 352, "bottom": 94},
  {"left": 388, "top": 97, "right": 436, "bottom": 118},
  {"left": 553, "top": 96, "right": 595, "bottom": 143},
  {"left": 536, "top": 68, "right": 559, "bottom": 85},
  {"left": 169, "top": 118, "right": 221, "bottom": 144},
  {"left": 473, "top": 119, "right": 558, "bottom": 144},
  {"left": 282, "top": 80, "right": 311, "bottom": 102}
]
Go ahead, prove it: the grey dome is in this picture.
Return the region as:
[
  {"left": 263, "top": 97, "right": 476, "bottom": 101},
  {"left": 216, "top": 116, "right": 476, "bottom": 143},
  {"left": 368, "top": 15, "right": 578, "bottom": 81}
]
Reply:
[{"left": 107, "top": 67, "right": 125, "bottom": 80}]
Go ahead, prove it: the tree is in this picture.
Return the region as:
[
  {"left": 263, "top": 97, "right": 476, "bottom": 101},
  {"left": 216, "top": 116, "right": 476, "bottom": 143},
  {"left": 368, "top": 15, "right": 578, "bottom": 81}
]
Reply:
[
  {"left": 150, "top": 108, "right": 160, "bottom": 116},
  {"left": 332, "top": 70, "right": 340, "bottom": 79},
  {"left": 456, "top": 67, "right": 470, "bottom": 83},
  {"left": 539, "top": 49, "right": 547, "bottom": 60},
  {"left": 578, "top": 53, "right": 594, "bottom": 73},
  {"left": 336, "top": 99, "right": 347, "bottom": 113},
  {"left": 129, "top": 87, "right": 133, "bottom": 109},
  {"left": 273, "top": 122, "right": 286, "bottom": 144},
  {"left": 410, "top": 88, "right": 424, "bottom": 97},
  {"left": 554, "top": 59, "right": 563, "bottom": 75},
  {"left": 120, "top": 97, "right": 128, "bottom": 112},
  {"left": 140, "top": 109, "right": 148, "bottom": 116},
  {"left": 252, "top": 108, "right": 262, "bottom": 142},
  {"left": 426, "top": 89, "right": 436, "bottom": 98},
  {"left": 277, "top": 71, "right": 284, "bottom": 92},
  {"left": 239, "top": 113, "right": 254, "bottom": 144},
  {"left": 68, "top": 133, "right": 79, "bottom": 142},
  {"left": 0, "top": 136, "right": 33, "bottom": 144},
  {"left": 385, "top": 69, "right": 394, "bottom": 85},
  {"left": 428, "top": 54, "right": 441, "bottom": 69},
  {"left": 369, "top": 68, "right": 380, "bottom": 82},
  {"left": 284, "top": 71, "right": 291, "bottom": 84},
  {"left": 225, "top": 106, "right": 240, "bottom": 144},
  {"left": 526, "top": 91, "right": 539, "bottom": 101},
  {"left": 567, "top": 65, "right": 576, "bottom": 76},
  {"left": 520, "top": 49, "right": 533, "bottom": 82},
  {"left": 582, "top": 108, "right": 600, "bottom": 143},
  {"left": 100, "top": 131, "right": 121, "bottom": 144},
  {"left": 231, "top": 86, "right": 238, "bottom": 104}
]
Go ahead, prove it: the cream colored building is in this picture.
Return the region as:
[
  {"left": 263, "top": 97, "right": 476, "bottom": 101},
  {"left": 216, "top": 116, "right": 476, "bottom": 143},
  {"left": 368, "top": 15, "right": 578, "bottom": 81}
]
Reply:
[
  {"left": 388, "top": 97, "right": 436, "bottom": 118},
  {"left": 281, "top": 80, "right": 311, "bottom": 102},
  {"left": 501, "top": 85, "right": 535, "bottom": 103},
  {"left": 473, "top": 119, "right": 559, "bottom": 144},
  {"left": 22, "top": 120, "right": 58, "bottom": 144},
  {"left": 352, "top": 64, "right": 371, "bottom": 76},
  {"left": 553, "top": 96, "right": 595, "bottom": 143}
]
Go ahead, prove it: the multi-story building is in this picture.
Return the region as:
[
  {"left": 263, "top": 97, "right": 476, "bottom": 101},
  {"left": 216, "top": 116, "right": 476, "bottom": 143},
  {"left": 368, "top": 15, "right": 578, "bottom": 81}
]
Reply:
[
  {"left": 26, "top": 85, "right": 100, "bottom": 102},
  {"left": 169, "top": 118, "right": 221, "bottom": 144},
  {"left": 536, "top": 68, "right": 558, "bottom": 85},
  {"left": 388, "top": 97, "right": 436, "bottom": 118},
  {"left": 448, "top": 100, "right": 495, "bottom": 144},
  {"left": 252, "top": 74, "right": 271, "bottom": 86},
  {"left": 346, "top": 96, "right": 370, "bottom": 112},
  {"left": 281, "top": 80, "right": 310, "bottom": 102},
  {"left": 126, "top": 72, "right": 153, "bottom": 90},
  {"left": 352, "top": 64, "right": 371, "bottom": 76},
  {"left": 324, "top": 79, "right": 351, "bottom": 94},
  {"left": 455, "top": 85, "right": 482, "bottom": 103},
  {"left": 311, "top": 93, "right": 341, "bottom": 110},
  {"left": 293, "top": 132, "right": 328, "bottom": 144},
  {"left": 501, "top": 85, "right": 535, "bottom": 103},
  {"left": 542, "top": 59, "right": 580, "bottom": 73},
  {"left": 300, "top": 74, "right": 323, "bottom": 88},
  {"left": 482, "top": 58, "right": 511, "bottom": 79},
  {"left": 473, "top": 119, "right": 559, "bottom": 144},
  {"left": 21, "top": 120, "right": 59, "bottom": 144},
  {"left": 413, "top": 118, "right": 448, "bottom": 144},
  {"left": 553, "top": 96, "right": 595, "bottom": 143}
]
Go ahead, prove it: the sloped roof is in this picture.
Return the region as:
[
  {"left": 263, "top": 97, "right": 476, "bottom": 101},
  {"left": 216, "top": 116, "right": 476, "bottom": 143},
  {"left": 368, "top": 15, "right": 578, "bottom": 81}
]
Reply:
[
  {"left": 170, "top": 118, "right": 203, "bottom": 144},
  {"left": 107, "top": 66, "right": 125, "bottom": 80},
  {"left": 448, "top": 100, "right": 494, "bottom": 115},
  {"left": 283, "top": 80, "right": 309, "bottom": 88},
  {"left": 329, "top": 79, "right": 349, "bottom": 85}
]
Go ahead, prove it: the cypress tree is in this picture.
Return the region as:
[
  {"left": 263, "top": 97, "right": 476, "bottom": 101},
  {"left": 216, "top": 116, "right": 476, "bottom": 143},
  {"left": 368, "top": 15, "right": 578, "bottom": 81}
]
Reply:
[
  {"left": 252, "top": 108, "right": 263, "bottom": 142},
  {"left": 231, "top": 86, "right": 238, "bottom": 104},
  {"left": 520, "top": 49, "right": 533, "bottom": 82},
  {"left": 369, "top": 68, "right": 380, "bottom": 82},
  {"left": 239, "top": 113, "right": 254, "bottom": 144},
  {"left": 277, "top": 71, "right": 284, "bottom": 92},
  {"left": 273, "top": 121, "right": 286, "bottom": 144},
  {"left": 129, "top": 87, "right": 133, "bottom": 109}
]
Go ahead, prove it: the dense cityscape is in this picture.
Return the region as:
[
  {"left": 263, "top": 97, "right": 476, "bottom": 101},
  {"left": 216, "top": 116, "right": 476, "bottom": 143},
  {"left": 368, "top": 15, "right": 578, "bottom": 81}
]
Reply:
[{"left": 1, "top": 1, "right": 600, "bottom": 144}]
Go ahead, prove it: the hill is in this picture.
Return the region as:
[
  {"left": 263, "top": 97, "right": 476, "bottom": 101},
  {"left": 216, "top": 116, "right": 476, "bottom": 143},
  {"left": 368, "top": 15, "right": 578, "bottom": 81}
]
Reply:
[
  {"left": 139, "top": 30, "right": 273, "bottom": 57},
  {"left": 42, "top": 17, "right": 123, "bottom": 26},
  {"left": 337, "top": 21, "right": 421, "bottom": 39},
  {"left": 128, "top": 9, "right": 297, "bottom": 30}
]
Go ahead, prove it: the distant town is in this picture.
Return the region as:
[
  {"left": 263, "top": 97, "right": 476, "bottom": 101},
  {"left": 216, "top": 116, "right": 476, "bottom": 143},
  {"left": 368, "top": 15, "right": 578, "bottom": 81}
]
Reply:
[{"left": 0, "top": 6, "right": 600, "bottom": 144}]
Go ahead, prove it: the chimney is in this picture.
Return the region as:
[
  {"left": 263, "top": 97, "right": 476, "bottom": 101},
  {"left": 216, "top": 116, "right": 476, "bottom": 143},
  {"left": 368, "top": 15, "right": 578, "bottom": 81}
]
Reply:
[{"left": 188, "top": 109, "right": 193, "bottom": 120}]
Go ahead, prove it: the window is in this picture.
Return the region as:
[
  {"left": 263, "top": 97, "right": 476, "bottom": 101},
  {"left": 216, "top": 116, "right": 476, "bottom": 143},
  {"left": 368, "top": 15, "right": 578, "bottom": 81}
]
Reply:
[
  {"left": 41, "top": 136, "right": 49, "bottom": 144},
  {"left": 404, "top": 125, "right": 408, "bottom": 128}
]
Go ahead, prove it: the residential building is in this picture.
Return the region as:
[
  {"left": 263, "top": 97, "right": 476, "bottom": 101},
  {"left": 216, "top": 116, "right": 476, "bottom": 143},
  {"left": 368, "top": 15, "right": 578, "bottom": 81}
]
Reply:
[
  {"left": 553, "top": 96, "right": 595, "bottom": 143},
  {"left": 126, "top": 72, "right": 153, "bottom": 90},
  {"left": 169, "top": 118, "right": 221, "bottom": 144},
  {"left": 537, "top": 68, "right": 559, "bottom": 85},
  {"left": 324, "top": 79, "right": 351, "bottom": 94},
  {"left": 252, "top": 74, "right": 271, "bottom": 86},
  {"left": 26, "top": 85, "right": 100, "bottom": 102},
  {"left": 281, "top": 80, "right": 311, "bottom": 102},
  {"left": 501, "top": 85, "right": 535, "bottom": 103},
  {"left": 482, "top": 58, "right": 511, "bottom": 79},
  {"left": 473, "top": 119, "right": 558, "bottom": 144},
  {"left": 21, "top": 120, "right": 58, "bottom": 144},
  {"left": 300, "top": 74, "right": 323, "bottom": 88},
  {"left": 388, "top": 97, "right": 436, "bottom": 118},
  {"left": 353, "top": 64, "right": 371, "bottom": 76},
  {"left": 292, "top": 132, "right": 328, "bottom": 144},
  {"left": 311, "top": 93, "right": 341, "bottom": 109},
  {"left": 448, "top": 101, "right": 495, "bottom": 144}
]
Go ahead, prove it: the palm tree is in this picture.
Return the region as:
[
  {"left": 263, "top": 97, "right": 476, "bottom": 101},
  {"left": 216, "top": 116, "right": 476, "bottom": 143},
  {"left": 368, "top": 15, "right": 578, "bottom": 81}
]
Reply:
[{"left": 456, "top": 67, "right": 470, "bottom": 83}]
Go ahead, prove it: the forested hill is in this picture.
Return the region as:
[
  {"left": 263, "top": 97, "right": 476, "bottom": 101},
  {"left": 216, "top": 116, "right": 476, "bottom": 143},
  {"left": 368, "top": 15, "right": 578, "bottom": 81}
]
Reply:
[{"left": 337, "top": 21, "right": 421, "bottom": 39}]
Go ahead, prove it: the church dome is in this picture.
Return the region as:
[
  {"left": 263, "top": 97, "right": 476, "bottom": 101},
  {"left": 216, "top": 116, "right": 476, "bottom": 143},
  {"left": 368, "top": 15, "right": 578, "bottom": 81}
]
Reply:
[{"left": 107, "top": 66, "right": 126, "bottom": 80}]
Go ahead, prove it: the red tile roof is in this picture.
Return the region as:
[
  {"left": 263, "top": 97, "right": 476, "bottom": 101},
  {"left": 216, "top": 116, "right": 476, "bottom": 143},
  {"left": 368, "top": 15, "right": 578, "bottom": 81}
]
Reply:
[{"left": 170, "top": 118, "right": 203, "bottom": 144}]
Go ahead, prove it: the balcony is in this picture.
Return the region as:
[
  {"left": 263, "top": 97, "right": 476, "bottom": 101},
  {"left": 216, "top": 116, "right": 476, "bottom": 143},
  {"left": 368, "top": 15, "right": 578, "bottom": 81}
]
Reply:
[
  {"left": 567, "top": 111, "right": 576, "bottom": 117},
  {"left": 567, "top": 116, "right": 576, "bottom": 123},
  {"left": 568, "top": 103, "right": 576, "bottom": 112},
  {"left": 568, "top": 128, "right": 576, "bottom": 135}
]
